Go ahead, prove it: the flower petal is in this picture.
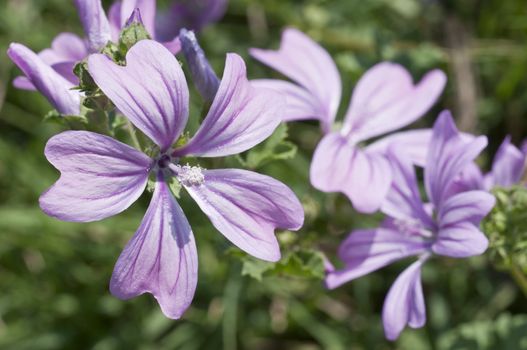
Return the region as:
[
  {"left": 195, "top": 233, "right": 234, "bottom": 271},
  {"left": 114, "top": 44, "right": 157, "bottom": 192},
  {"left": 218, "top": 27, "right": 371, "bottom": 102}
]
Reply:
[
  {"left": 181, "top": 169, "right": 304, "bottom": 262},
  {"left": 382, "top": 259, "right": 427, "bottom": 341},
  {"left": 48, "top": 32, "right": 88, "bottom": 62},
  {"left": 250, "top": 28, "right": 341, "bottom": 131},
  {"left": 74, "top": 0, "right": 112, "bottom": 52},
  {"left": 383, "top": 147, "right": 432, "bottom": 226},
  {"left": 310, "top": 132, "right": 393, "bottom": 213},
  {"left": 174, "top": 53, "right": 283, "bottom": 158},
  {"left": 40, "top": 131, "right": 151, "bottom": 222},
  {"left": 120, "top": 0, "right": 157, "bottom": 37},
  {"left": 88, "top": 40, "right": 189, "bottom": 151},
  {"left": 432, "top": 222, "right": 489, "bottom": 258},
  {"left": 252, "top": 79, "right": 324, "bottom": 123},
  {"left": 7, "top": 43, "right": 80, "bottom": 115},
  {"left": 110, "top": 178, "right": 198, "bottom": 319},
  {"left": 325, "top": 228, "right": 429, "bottom": 289},
  {"left": 425, "top": 111, "right": 487, "bottom": 209},
  {"left": 489, "top": 136, "right": 526, "bottom": 188},
  {"left": 342, "top": 63, "right": 446, "bottom": 142},
  {"left": 438, "top": 190, "right": 495, "bottom": 227}
]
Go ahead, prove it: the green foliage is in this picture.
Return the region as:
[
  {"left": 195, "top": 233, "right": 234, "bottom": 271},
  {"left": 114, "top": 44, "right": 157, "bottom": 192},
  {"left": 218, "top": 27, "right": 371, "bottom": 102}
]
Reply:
[
  {"left": 237, "top": 123, "right": 297, "bottom": 169},
  {"left": 240, "top": 248, "right": 326, "bottom": 281},
  {"left": 119, "top": 22, "right": 152, "bottom": 52},
  {"left": 483, "top": 186, "right": 527, "bottom": 272},
  {"left": 438, "top": 313, "right": 527, "bottom": 350}
]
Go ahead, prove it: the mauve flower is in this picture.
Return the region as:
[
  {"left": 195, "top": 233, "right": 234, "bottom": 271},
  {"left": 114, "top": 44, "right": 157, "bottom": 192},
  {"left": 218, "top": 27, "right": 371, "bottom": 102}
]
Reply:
[
  {"left": 40, "top": 40, "right": 304, "bottom": 318},
  {"left": 483, "top": 136, "right": 527, "bottom": 189},
  {"left": 7, "top": 43, "right": 81, "bottom": 115},
  {"left": 250, "top": 28, "right": 447, "bottom": 213},
  {"left": 12, "top": 0, "right": 183, "bottom": 94},
  {"left": 325, "top": 111, "right": 495, "bottom": 340},
  {"left": 156, "top": 0, "right": 228, "bottom": 41}
]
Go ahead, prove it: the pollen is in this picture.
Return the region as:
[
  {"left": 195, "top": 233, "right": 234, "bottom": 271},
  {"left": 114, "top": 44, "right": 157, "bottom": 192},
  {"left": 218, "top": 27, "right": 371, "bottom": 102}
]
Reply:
[{"left": 173, "top": 164, "right": 205, "bottom": 187}]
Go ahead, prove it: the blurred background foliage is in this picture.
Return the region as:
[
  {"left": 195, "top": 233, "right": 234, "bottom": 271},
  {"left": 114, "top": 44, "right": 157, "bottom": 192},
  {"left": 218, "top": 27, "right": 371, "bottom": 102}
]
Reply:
[{"left": 1, "top": 0, "right": 527, "bottom": 349}]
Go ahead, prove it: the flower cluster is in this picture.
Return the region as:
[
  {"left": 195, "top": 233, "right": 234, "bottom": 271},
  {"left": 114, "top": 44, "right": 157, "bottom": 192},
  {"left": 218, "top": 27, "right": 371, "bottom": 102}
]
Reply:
[{"left": 7, "top": 2, "right": 516, "bottom": 341}]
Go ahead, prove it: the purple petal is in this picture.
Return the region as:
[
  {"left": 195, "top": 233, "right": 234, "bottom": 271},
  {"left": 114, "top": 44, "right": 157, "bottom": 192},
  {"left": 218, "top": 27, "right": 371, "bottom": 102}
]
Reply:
[
  {"left": 108, "top": 2, "right": 122, "bottom": 41},
  {"left": 310, "top": 133, "right": 392, "bottom": 213},
  {"left": 161, "top": 36, "right": 182, "bottom": 55},
  {"left": 179, "top": 29, "right": 220, "bottom": 102},
  {"left": 446, "top": 163, "right": 484, "bottom": 197},
  {"left": 48, "top": 32, "right": 88, "bottom": 62},
  {"left": 365, "top": 129, "right": 432, "bottom": 167},
  {"left": 342, "top": 63, "right": 446, "bottom": 142},
  {"left": 39, "top": 131, "right": 151, "bottom": 222},
  {"left": 7, "top": 43, "right": 80, "bottom": 115},
  {"left": 488, "top": 136, "right": 526, "bottom": 188},
  {"left": 88, "top": 40, "right": 189, "bottom": 151},
  {"left": 13, "top": 76, "right": 35, "bottom": 91},
  {"left": 382, "top": 259, "right": 427, "bottom": 341},
  {"left": 174, "top": 53, "right": 283, "bottom": 158},
  {"left": 325, "top": 228, "right": 430, "bottom": 289},
  {"left": 250, "top": 28, "right": 341, "bottom": 132},
  {"left": 432, "top": 222, "right": 489, "bottom": 258},
  {"left": 251, "top": 79, "right": 325, "bottom": 123},
  {"left": 382, "top": 148, "right": 433, "bottom": 226},
  {"left": 74, "top": 0, "right": 112, "bottom": 52},
  {"left": 156, "top": 0, "right": 228, "bottom": 40},
  {"left": 110, "top": 178, "right": 197, "bottom": 319},
  {"left": 181, "top": 168, "right": 304, "bottom": 262},
  {"left": 438, "top": 190, "right": 495, "bottom": 227},
  {"left": 120, "top": 0, "right": 157, "bottom": 37},
  {"left": 425, "top": 111, "right": 487, "bottom": 209}
]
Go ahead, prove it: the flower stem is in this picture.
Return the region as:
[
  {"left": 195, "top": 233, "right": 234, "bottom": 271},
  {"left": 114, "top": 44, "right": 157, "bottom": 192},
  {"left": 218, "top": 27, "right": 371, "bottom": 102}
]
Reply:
[
  {"left": 126, "top": 119, "right": 141, "bottom": 150},
  {"left": 510, "top": 263, "right": 527, "bottom": 298}
]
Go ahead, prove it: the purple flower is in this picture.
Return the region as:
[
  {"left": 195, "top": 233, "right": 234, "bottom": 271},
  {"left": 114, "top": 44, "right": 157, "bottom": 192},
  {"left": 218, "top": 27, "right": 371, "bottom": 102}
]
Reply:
[
  {"left": 483, "top": 136, "right": 527, "bottom": 189},
  {"left": 10, "top": 0, "right": 183, "bottom": 96},
  {"left": 7, "top": 43, "right": 81, "bottom": 115},
  {"left": 156, "top": 0, "right": 228, "bottom": 41},
  {"left": 179, "top": 28, "right": 220, "bottom": 102},
  {"left": 250, "top": 28, "right": 447, "bottom": 213},
  {"left": 325, "top": 111, "right": 495, "bottom": 340},
  {"left": 39, "top": 40, "right": 304, "bottom": 318}
]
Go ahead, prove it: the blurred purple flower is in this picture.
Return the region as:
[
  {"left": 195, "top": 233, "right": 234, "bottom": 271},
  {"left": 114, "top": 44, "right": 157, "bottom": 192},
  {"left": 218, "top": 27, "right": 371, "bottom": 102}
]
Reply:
[
  {"left": 39, "top": 40, "right": 304, "bottom": 318},
  {"left": 179, "top": 28, "right": 220, "bottom": 102},
  {"left": 483, "top": 136, "right": 527, "bottom": 189},
  {"left": 156, "top": 0, "right": 228, "bottom": 41},
  {"left": 250, "top": 28, "right": 447, "bottom": 213},
  {"left": 7, "top": 43, "right": 81, "bottom": 115},
  {"left": 325, "top": 111, "right": 495, "bottom": 340}
]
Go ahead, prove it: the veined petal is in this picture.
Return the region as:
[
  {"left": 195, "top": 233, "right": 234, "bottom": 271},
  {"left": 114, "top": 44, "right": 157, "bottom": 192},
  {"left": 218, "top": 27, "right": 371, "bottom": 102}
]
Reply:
[
  {"left": 438, "top": 190, "right": 495, "bottom": 227},
  {"left": 365, "top": 129, "right": 432, "bottom": 167},
  {"left": 40, "top": 131, "right": 151, "bottom": 222},
  {"left": 489, "top": 136, "right": 526, "bottom": 188},
  {"left": 74, "top": 0, "right": 112, "bottom": 52},
  {"left": 48, "top": 32, "right": 88, "bottom": 63},
  {"left": 383, "top": 148, "right": 433, "bottom": 226},
  {"left": 7, "top": 43, "right": 80, "bottom": 115},
  {"left": 181, "top": 169, "right": 304, "bottom": 262},
  {"left": 325, "top": 228, "right": 429, "bottom": 289},
  {"left": 108, "top": 2, "right": 122, "bottom": 41},
  {"left": 174, "top": 54, "right": 283, "bottom": 158},
  {"left": 382, "top": 259, "right": 427, "bottom": 341},
  {"left": 310, "top": 132, "right": 392, "bottom": 213},
  {"left": 88, "top": 40, "right": 189, "bottom": 151},
  {"left": 252, "top": 79, "right": 324, "bottom": 122},
  {"left": 342, "top": 63, "right": 446, "bottom": 142},
  {"left": 250, "top": 28, "right": 341, "bottom": 131},
  {"left": 432, "top": 222, "right": 489, "bottom": 258},
  {"left": 425, "top": 111, "right": 487, "bottom": 209},
  {"left": 110, "top": 178, "right": 198, "bottom": 319},
  {"left": 120, "top": 0, "right": 157, "bottom": 37}
]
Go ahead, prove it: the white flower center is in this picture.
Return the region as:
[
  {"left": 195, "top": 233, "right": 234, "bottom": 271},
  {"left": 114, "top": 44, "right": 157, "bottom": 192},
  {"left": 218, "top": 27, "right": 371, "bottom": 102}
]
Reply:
[{"left": 173, "top": 164, "right": 205, "bottom": 187}]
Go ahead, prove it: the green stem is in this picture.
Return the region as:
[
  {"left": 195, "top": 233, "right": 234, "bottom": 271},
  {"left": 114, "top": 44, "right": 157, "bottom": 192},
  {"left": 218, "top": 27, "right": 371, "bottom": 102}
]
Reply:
[
  {"left": 126, "top": 119, "right": 141, "bottom": 150},
  {"left": 510, "top": 263, "right": 527, "bottom": 298}
]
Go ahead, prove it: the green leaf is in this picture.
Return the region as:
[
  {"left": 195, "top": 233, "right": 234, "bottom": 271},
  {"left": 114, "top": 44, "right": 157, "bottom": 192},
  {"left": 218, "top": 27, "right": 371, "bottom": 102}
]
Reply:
[
  {"left": 240, "top": 249, "right": 326, "bottom": 281},
  {"left": 437, "top": 313, "right": 527, "bottom": 350},
  {"left": 237, "top": 123, "right": 298, "bottom": 169}
]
